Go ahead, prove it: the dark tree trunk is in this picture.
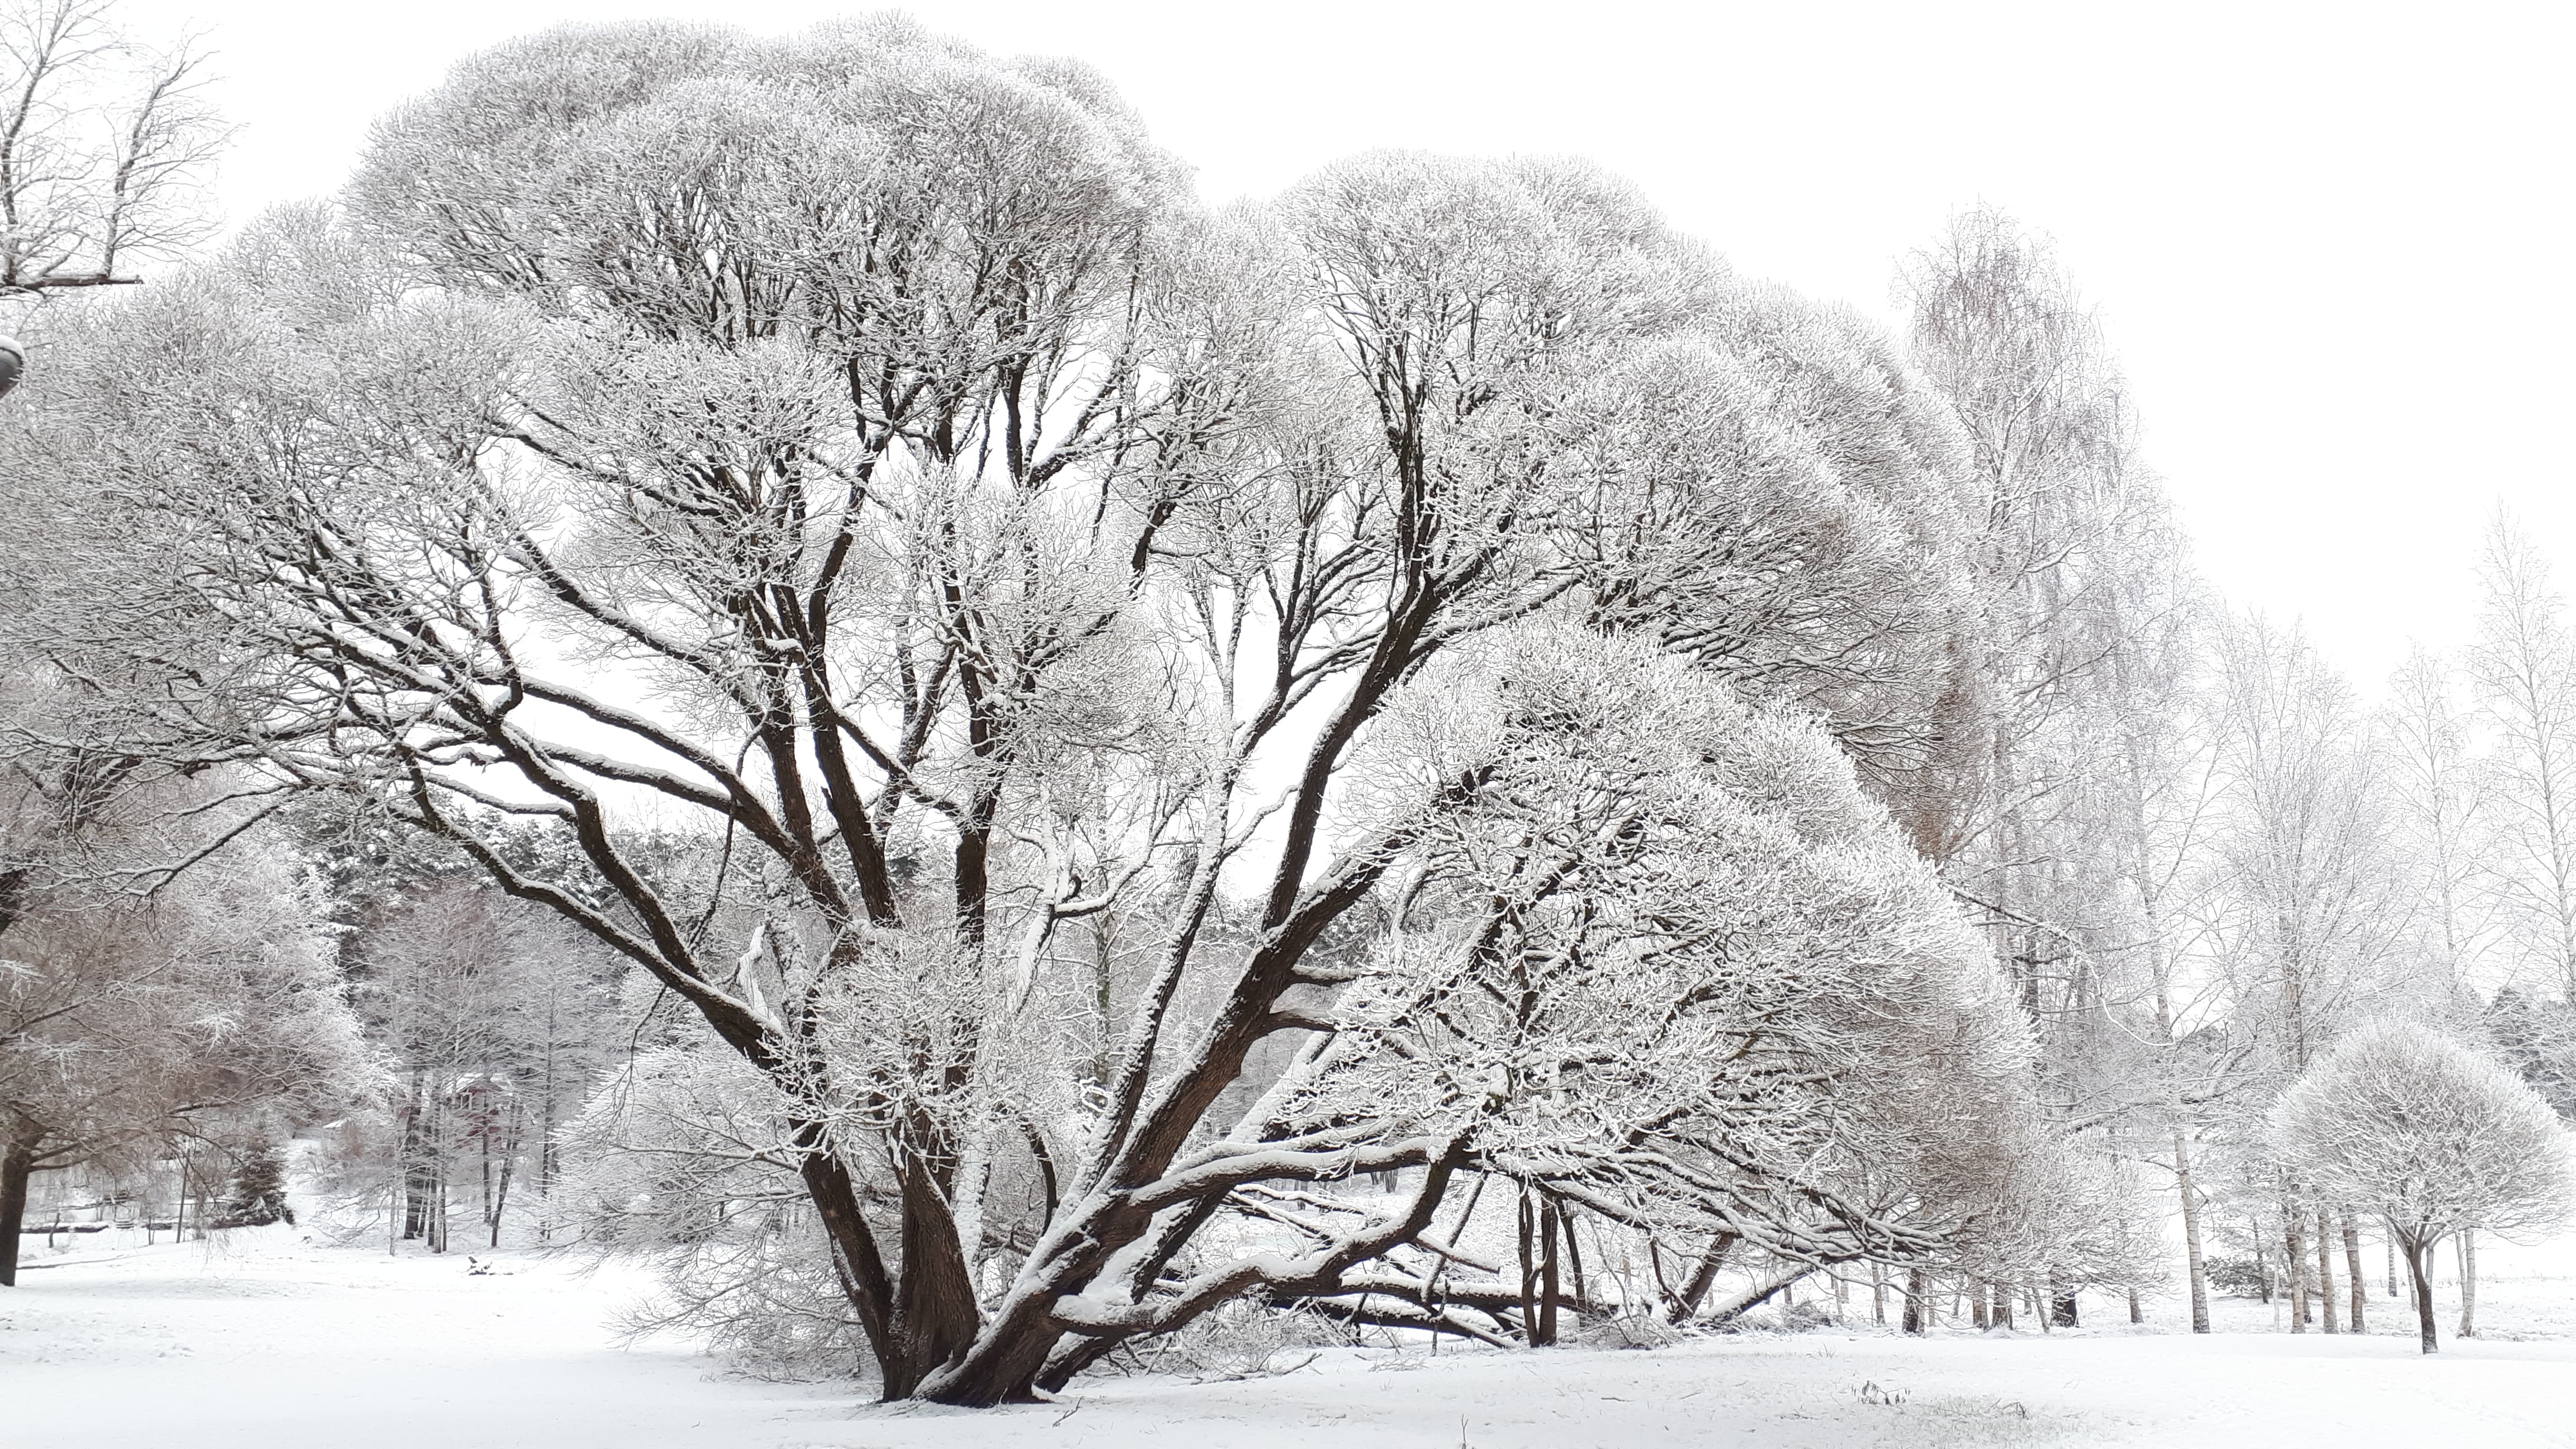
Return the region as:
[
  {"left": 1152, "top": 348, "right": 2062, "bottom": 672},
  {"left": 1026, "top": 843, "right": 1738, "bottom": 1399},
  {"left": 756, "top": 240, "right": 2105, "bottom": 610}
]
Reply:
[
  {"left": 1902, "top": 1267, "right": 1928, "bottom": 1334},
  {"left": 2403, "top": 1238, "right": 2438, "bottom": 1354},
  {"left": 1535, "top": 1196, "right": 1561, "bottom": 1346},
  {"left": 2048, "top": 1277, "right": 2078, "bottom": 1328},
  {"left": 0, "top": 1123, "right": 42, "bottom": 1288},
  {"left": 1668, "top": 1232, "right": 1736, "bottom": 1323},
  {"left": 2341, "top": 1215, "right": 2365, "bottom": 1333}
]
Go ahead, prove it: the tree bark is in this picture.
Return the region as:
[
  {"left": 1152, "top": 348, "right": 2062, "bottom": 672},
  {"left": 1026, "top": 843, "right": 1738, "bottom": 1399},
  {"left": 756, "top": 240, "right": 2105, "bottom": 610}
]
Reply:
[
  {"left": 2176, "top": 1131, "right": 2211, "bottom": 1332},
  {"left": 2403, "top": 1238, "right": 2439, "bottom": 1354},
  {"left": 1668, "top": 1232, "right": 1736, "bottom": 1323},
  {"left": 0, "top": 1121, "right": 42, "bottom": 1288},
  {"left": 2456, "top": 1229, "right": 2476, "bottom": 1338},
  {"left": 2314, "top": 1209, "right": 2339, "bottom": 1333},
  {"left": 2340, "top": 1214, "right": 2365, "bottom": 1333},
  {"left": 1902, "top": 1267, "right": 1928, "bottom": 1333},
  {"left": 2285, "top": 1211, "right": 2309, "bottom": 1332},
  {"left": 1536, "top": 1196, "right": 1562, "bottom": 1347}
]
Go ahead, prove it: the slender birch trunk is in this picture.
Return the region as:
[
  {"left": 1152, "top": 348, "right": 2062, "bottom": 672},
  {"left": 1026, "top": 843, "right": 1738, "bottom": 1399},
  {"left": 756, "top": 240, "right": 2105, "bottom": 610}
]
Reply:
[
  {"left": 2456, "top": 1230, "right": 2477, "bottom": 1338},
  {"left": 2314, "top": 1209, "right": 2340, "bottom": 1333},
  {"left": 2285, "top": 1211, "right": 2310, "bottom": 1332}
]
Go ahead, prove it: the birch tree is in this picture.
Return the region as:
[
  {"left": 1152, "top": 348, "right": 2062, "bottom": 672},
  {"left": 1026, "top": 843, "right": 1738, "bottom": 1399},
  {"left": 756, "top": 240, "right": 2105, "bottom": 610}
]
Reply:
[
  {"left": 2383, "top": 647, "right": 2495, "bottom": 996},
  {"left": 1897, "top": 207, "right": 2194, "bottom": 1324},
  {"left": 2471, "top": 514, "right": 2576, "bottom": 1003},
  {"left": 2204, "top": 612, "right": 2418, "bottom": 1332}
]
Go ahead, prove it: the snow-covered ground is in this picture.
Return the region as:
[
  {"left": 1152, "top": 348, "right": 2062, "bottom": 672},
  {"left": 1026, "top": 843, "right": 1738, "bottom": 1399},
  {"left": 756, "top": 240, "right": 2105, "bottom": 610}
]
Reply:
[{"left": 8, "top": 1224, "right": 2576, "bottom": 1448}]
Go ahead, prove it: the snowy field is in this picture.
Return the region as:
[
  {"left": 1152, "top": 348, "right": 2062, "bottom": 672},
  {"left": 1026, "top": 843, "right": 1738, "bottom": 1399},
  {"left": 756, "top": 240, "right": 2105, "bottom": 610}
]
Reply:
[{"left": 9, "top": 1224, "right": 2576, "bottom": 1449}]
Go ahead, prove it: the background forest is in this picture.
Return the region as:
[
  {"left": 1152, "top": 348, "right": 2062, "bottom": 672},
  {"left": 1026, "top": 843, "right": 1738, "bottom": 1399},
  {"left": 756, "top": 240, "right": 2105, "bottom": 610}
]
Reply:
[{"left": 2, "top": 0, "right": 2569, "bottom": 1409}]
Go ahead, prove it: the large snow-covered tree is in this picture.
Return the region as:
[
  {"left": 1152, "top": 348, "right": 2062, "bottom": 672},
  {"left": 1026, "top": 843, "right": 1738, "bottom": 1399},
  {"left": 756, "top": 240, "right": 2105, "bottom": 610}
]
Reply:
[{"left": 0, "top": 20, "right": 2043, "bottom": 1401}]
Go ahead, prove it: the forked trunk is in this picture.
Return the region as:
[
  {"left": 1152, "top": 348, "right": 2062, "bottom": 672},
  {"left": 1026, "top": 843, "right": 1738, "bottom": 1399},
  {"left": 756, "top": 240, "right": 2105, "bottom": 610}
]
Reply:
[
  {"left": 2340, "top": 1215, "right": 2364, "bottom": 1332},
  {"left": 2403, "top": 1238, "right": 2439, "bottom": 1354}
]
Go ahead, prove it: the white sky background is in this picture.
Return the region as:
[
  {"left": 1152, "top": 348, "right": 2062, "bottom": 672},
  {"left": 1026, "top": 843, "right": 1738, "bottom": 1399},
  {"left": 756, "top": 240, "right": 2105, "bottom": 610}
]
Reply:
[{"left": 113, "top": 0, "right": 2575, "bottom": 695}]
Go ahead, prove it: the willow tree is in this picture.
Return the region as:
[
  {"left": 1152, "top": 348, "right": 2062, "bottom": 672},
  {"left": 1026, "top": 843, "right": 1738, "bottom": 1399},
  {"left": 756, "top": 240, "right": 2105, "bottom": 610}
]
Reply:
[
  {"left": 0, "top": 20, "right": 2037, "bottom": 1403},
  {"left": 2274, "top": 1024, "right": 2571, "bottom": 1352}
]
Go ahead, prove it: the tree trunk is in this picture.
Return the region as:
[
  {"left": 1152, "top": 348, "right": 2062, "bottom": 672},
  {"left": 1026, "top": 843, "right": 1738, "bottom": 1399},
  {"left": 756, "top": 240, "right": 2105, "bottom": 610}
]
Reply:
[
  {"left": 2127, "top": 1287, "right": 2143, "bottom": 1325},
  {"left": 2176, "top": 1131, "right": 2210, "bottom": 1332},
  {"left": 1902, "top": 1267, "right": 1927, "bottom": 1334},
  {"left": 1870, "top": 1262, "right": 1885, "bottom": 1325},
  {"left": 2340, "top": 1214, "right": 2365, "bottom": 1333},
  {"left": 2285, "top": 1211, "right": 2309, "bottom": 1332},
  {"left": 1561, "top": 1206, "right": 1585, "bottom": 1313},
  {"left": 2456, "top": 1229, "right": 2476, "bottom": 1338},
  {"left": 1516, "top": 1189, "right": 1540, "bottom": 1346},
  {"left": 2254, "top": 1235, "right": 2271, "bottom": 1303},
  {"left": 2049, "top": 1274, "right": 2078, "bottom": 1328},
  {"left": 1972, "top": 1280, "right": 1991, "bottom": 1330},
  {"left": 2314, "top": 1209, "right": 2339, "bottom": 1333},
  {"left": 2385, "top": 1235, "right": 2398, "bottom": 1298},
  {"left": 2403, "top": 1238, "right": 2439, "bottom": 1354},
  {"left": 1668, "top": 1232, "right": 1736, "bottom": 1323},
  {"left": 1995, "top": 1281, "right": 2014, "bottom": 1330},
  {"left": 1536, "top": 1196, "right": 1561, "bottom": 1347},
  {"left": 0, "top": 1124, "right": 41, "bottom": 1288}
]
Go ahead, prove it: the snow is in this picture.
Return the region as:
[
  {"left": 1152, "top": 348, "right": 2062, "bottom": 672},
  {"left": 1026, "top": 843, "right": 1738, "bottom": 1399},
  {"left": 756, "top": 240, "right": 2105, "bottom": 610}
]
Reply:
[{"left": 7, "top": 1225, "right": 2576, "bottom": 1448}]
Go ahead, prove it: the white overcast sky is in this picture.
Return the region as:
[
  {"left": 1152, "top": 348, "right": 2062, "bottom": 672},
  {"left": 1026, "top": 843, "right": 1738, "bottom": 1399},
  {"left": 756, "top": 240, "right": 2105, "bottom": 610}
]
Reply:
[{"left": 114, "top": 0, "right": 2574, "bottom": 693}]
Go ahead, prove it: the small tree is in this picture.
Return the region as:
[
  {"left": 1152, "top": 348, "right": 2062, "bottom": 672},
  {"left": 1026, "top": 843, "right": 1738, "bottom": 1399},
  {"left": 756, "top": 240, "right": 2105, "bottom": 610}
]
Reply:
[{"left": 2271, "top": 1022, "right": 2572, "bottom": 1352}]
